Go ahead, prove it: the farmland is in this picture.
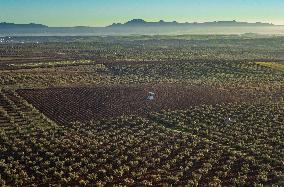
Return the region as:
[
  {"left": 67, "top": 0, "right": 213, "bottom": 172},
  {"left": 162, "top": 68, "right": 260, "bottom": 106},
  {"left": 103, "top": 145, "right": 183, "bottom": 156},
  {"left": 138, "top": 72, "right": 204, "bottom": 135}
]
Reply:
[{"left": 0, "top": 35, "right": 284, "bottom": 186}]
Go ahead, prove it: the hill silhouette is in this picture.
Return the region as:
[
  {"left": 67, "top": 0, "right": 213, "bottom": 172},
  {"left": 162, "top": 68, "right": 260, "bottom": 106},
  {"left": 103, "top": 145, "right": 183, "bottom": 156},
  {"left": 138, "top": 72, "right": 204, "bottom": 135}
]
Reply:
[
  {"left": 109, "top": 19, "right": 274, "bottom": 27},
  {"left": 0, "top": 20, "right": 277, "bottom": 29},
  {"left": 0, "top": 22, "right": 48, "bottom": 29}
]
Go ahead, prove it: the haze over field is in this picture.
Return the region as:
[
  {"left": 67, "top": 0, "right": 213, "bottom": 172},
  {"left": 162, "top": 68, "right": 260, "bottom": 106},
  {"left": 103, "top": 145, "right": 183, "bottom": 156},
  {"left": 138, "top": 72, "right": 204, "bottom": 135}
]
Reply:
[
  {"left": 1, "top": 26, "right": 284, "bottom": 36},
  {"left": 1, "top": 20, "right": 284, "bottom": 36}
]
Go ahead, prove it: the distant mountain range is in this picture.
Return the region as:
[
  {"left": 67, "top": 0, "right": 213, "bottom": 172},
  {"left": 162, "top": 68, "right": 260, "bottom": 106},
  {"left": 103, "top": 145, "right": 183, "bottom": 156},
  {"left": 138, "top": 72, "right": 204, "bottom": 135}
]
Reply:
[
  {"left": 0, "top": 22, "right": 48, "bottom": 29},
  {"left": 1, "top": 20, "right": 283, "bottom": 36},
  {"left": 0, "top": 19, "right": 277, "bottom": 29},
  {"left": 109, "top": 19, "right": 275, "bottom": 27}
]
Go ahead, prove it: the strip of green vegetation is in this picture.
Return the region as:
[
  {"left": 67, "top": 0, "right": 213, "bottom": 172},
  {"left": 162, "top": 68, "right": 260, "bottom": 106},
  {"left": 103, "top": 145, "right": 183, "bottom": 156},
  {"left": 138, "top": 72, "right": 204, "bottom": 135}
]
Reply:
[
  {"left": 256, "top": 62, "right": 284, "bottom": 72},
  {"left": 9, "top": 60, "right": 93, "bottom": 68}
]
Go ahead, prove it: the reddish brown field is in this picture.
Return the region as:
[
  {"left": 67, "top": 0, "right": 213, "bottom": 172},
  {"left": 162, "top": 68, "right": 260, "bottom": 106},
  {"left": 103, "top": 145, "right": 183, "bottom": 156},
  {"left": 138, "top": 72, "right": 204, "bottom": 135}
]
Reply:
[{"left": 17, "top": 84, "right": 246, "bottom": 124}]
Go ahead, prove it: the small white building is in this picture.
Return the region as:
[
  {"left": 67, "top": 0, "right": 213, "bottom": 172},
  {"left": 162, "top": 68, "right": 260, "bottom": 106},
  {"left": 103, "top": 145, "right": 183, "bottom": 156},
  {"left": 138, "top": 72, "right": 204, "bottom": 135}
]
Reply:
[
  {"left": 225, "top": 117, "right": 235, "bottom": 125},
  {"left": 147, "top": 92, "right": 155, "bottom": 101}
]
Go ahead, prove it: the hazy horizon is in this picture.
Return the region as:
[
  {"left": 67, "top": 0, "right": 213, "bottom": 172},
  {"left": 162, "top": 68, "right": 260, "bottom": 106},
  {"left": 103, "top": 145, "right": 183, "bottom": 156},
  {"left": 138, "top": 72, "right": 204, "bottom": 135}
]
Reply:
[
  {"left": 0, "top": 0, "right": 283, "bottom": 27},
  {"left": 1, "top": 19, "right": 283, "bottom": 28}
]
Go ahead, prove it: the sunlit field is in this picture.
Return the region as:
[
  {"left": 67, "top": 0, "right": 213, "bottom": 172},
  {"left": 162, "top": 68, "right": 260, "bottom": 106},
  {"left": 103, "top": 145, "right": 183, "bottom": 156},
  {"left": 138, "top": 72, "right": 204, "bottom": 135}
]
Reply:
[{"left": 0, "top": 35, "right": 284, "bottom": 186}]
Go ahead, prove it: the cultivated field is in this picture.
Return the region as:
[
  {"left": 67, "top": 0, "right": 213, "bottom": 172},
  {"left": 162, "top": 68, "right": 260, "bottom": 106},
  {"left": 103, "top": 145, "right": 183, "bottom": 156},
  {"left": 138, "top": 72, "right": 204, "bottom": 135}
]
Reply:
[
  {"left": 0, "top": 35, "right": 283, "bottom": 186},
  {"left": 17, "top": 85, "right": 250, "bottom": 124}
]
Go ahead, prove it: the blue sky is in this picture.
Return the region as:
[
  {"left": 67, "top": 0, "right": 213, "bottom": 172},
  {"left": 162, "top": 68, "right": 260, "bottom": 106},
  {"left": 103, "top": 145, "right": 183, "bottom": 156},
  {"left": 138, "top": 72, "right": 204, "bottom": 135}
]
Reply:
[{"left": 0, "top": 0, "right": 283, "bottom": 26}]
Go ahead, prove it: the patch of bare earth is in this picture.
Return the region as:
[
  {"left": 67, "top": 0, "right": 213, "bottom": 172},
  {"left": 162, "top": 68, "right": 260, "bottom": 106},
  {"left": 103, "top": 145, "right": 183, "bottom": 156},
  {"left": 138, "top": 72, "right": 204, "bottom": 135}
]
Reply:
[{"left": 17, "top": 84, "right": 250, "bottom": 125}]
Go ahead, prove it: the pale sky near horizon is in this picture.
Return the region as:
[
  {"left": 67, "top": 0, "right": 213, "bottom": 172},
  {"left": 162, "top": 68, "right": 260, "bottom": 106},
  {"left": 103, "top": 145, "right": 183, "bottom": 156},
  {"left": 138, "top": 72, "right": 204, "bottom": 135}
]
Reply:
[{"left": 0, "top": 0, "right": 284, "bottom": 27}]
